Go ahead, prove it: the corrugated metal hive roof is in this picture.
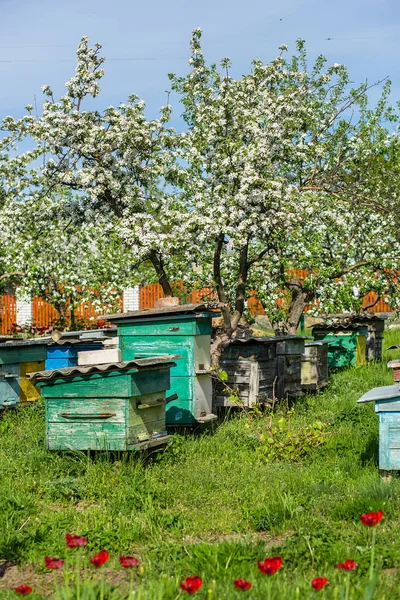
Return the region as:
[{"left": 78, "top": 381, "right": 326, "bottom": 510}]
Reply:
[{"left": 28, "top": 355, "right": 178, "bottom": 382}]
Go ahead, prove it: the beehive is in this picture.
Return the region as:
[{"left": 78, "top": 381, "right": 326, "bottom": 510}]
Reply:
[
  {"left": 215, "top": 336, "right": 308, "bottom": 407},
  {"left": 312, "top": 323, "right": 367, "bottom": 368},
  {"left": 0, "top": 340, "right": 47, "bottom": 408},
  {"left": 105, "top": 304, "right": 221, "bottom": 426},
  {"left": 388, "top": 360, "right": 400, "bottom": 383},
  {"left": 45, "top": 340, "right": 104, "bottom": 370},
  {"left": 357, "top": 385, "right": 400, "bottom": 471},
  {"left": 30, "top": 357, "right": 176, "bottom": 451},
  {"left": 301, "top": 341, "right": 329, "bottom": 392}
]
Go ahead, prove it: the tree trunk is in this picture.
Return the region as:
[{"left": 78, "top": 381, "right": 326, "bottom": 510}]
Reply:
[
  {"left": 274, "top": 280, "right": 310, "bottom": 336},
  {"left": 210, "top": 240, "right": 249, "bottom": 366},
  {"left": 149, "top": 250, "right": 174, "bottom": 297}
]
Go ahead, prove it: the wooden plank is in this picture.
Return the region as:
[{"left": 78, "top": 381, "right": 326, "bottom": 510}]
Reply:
[
  {"left": 248, "top": 362, "right": 259, "bottom": 406},
  {"left": 77, "top": 348, "right": 121, "bottom": 365},
  {"left": 46, "top": 398, "right": 126, "bottom": 423},
  {"left": 121, "top": 335, "right": 194, "bottom": 377},
  {"left": 379, "top": 420, "right": 390, "bottom": 470},
  {"left": 47, "top": 431, "right": 127, "bottom": 451},
  {"left": 20, "top": 361, "right": 45, "bottom": 402}
]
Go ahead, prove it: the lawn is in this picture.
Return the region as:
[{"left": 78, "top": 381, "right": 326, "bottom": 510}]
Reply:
[{"left": 1, "top": 331, "right": 400, "bottom": 599}]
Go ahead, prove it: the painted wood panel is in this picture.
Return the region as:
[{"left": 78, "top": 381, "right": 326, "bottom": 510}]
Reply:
[
  {"left": 118, "top": 316, "right": 212, "bottom": 337},
  {"left": 46, "top": 398, "right": 126, "bottom": 423},
  {"left": 121, "top": 335, "right": 193, "bottom": 377}
]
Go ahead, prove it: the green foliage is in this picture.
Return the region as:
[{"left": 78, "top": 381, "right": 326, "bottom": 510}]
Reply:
[{"left": 0, "top": 331, "right": 400, "bottom": 597}]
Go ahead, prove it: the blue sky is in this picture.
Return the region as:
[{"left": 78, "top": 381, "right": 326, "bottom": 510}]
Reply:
[{"left": 1, "top": 0, "right": 399, "bottom": 126}]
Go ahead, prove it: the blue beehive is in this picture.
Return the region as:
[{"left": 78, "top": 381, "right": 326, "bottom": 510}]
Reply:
[
  {"left": 45, "top": 341, "right": 104, "bottom": 370},
  {"left": 357, "top": 384, "right": 400, "bottom": 471}
]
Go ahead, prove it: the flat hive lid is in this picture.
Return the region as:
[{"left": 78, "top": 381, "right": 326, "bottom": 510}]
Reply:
[
  {"left": 229, "top": 335, "right": 311, "bottom": 345},
  {"left": 357, "top": 385, "right": 400, "bottom": 403},
  {"left": 388, "top": 360, "right": 400, "bottom": 369},
  {"left": 101, "top": 303, "right": 222, "bottom": 321},
  {"left": 0, "top": 338, "right": 50, "bottom": 348},
  {"left": 28, "top": 355, "right": 178, "bottom": 382}
]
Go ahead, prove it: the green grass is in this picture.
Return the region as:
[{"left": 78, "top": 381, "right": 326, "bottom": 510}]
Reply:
[{"left": 1, "top": 332, "right": 400, "bottom": 598}]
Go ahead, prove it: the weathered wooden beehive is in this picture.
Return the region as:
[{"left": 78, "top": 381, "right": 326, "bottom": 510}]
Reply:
[
  {"left": 357, "top": 384, "right": 400, "bottom": 471},
  {"left": 215, "top": 336, "right": 307, "bottom": 407},
  {"left": 0, "top": 340, "right": 48, "bottom": 409},
  {"left": 30, "top": 357, "right": 176, "bottom": 451},
  {"left": 388, "top": 360, "right": 400, "bottom": 383},
  {"left": 301, "top": 341, "right": 329, "bottom": 392},
  {"left": 104, "top": 304, "right": 221, "bottom": 426}
]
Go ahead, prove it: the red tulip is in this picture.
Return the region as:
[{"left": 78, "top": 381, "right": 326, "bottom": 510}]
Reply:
[
  {"left": 336, "top": 559, "right": 358, "bottom": 571},
  {"left": 360, "top": 511, "right": 384, "bottom": 527},
  {"left": 234, "top": 578, "right": 252, "bottom": 590},
  {"left": 119, "top": 555, "right": 140, "bottom": 568},
  {"left": 180, "top": 576, "right": 203, "bottom": 594},
  {"left": 15, "top": 585, "right": 32, "bottom": 596},
  {"left": 311, "top": 577, "right": 328, "bottom": 591},
  {"left": 90, "top": 550, "right": 109, "bottom": 567},
  {"left": 257, "top": 556, "right": 283, "bottom": 575},
  {"left": 65, "top": 533, "right": 88, "bottom": 547},
  {"left": 44, "top": 556, "right": 64, "bottom": 569}
]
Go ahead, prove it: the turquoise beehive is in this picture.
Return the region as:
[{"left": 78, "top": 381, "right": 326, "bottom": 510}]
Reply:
[
  {"left": 357, "top": 384, "right": 400, "bottom": 471},
  {"left": 104, "top": 304, "right": 221, "bottom": 427}
]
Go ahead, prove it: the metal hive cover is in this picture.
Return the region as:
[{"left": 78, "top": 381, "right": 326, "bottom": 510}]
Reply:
[
  {"left": 101, "top": 303, "right": 222, "bottom": 321},
  {"left": 357, "top": 385, "right": 400, "bottom": 403},
  {"left": 28, "top": 355, "right": 179, "bottom": 382}
]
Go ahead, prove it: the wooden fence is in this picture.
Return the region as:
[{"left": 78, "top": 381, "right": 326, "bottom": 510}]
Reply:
[
  {"left": 0, "top": 283, "right": 394, "bottom": 335},
  {"left": 138, "top": 282, "right": 394, "bottom": 314}
]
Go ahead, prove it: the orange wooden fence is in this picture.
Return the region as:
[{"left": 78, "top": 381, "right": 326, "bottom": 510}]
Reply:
[
  {"left": 138, "top": 282, "right": 394, "bottom": 314},
  {"left": 0, "top": 283, "right": 394, "bottom": 336},
  {"left": 1, "top": 295, "right": 16, "bottom": 335}
]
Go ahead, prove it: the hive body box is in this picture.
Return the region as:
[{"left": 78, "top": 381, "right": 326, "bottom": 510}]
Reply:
[
  {"left": 216, "top": 336, "right": 307, "bottom": 407},
  {"left": 105, "top": 304, "right": 220, "bottom": 426},
  {"left": 358, "top": 385, "right": 400, "bottom": 471},
  {"left": 32, "top": 358, "right": 175, "bottom": 451},
  {"left": 312, "top": 325, "right": 367, "bottom": 368},
  {"left": 0, "top": 340, "right": 47, "bottom": 408},
  {"left": 301, "top": 341, "right": 329, "bottom": 392},
  {"left": 45, "top": 341, "right": 104, "bottom": 370}
]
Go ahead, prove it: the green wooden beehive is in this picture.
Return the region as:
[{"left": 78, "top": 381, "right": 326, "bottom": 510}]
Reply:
[
  {"left": 311, "top": 324, "right": 367, "bottom": 368},
  {"left": 105, "top": 304, "right": 221, "bottom": 427},
  {"left": 30, "top": 357, "right": 175, "bottom": 451}
]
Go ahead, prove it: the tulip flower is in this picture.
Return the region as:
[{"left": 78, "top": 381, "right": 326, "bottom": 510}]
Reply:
[
  {"left": 360, "top": 511, "right": 384, "bottom": 527},
  {"left": 234, "top": 578, "right": 252, "bottom": 590},
  {"left": 257, "top": 556, "right": 283, "bottom": 575},
  {"left": 180, "top": 576, "right": 203, "bottom": 594},
  {"left": 90, "top": 550, "right": 109, "bottom": 567},
  {"left": 311, "top": 577, "right": 328, "bottom": 590},
  {"left": 44, "top": 556, "right": 64, "bottom": 569},
  {"left": 65, "top": 533, "right": 88, "bottom": 547},
  {"left": 336, "top": 559, "right": 358, "bottom": 571},
  {"left": 15, "top": 585, "right": 32, "bottom": 596},
  {"left": 119, "top": 555, "right": 140, "bottom": 568}
]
